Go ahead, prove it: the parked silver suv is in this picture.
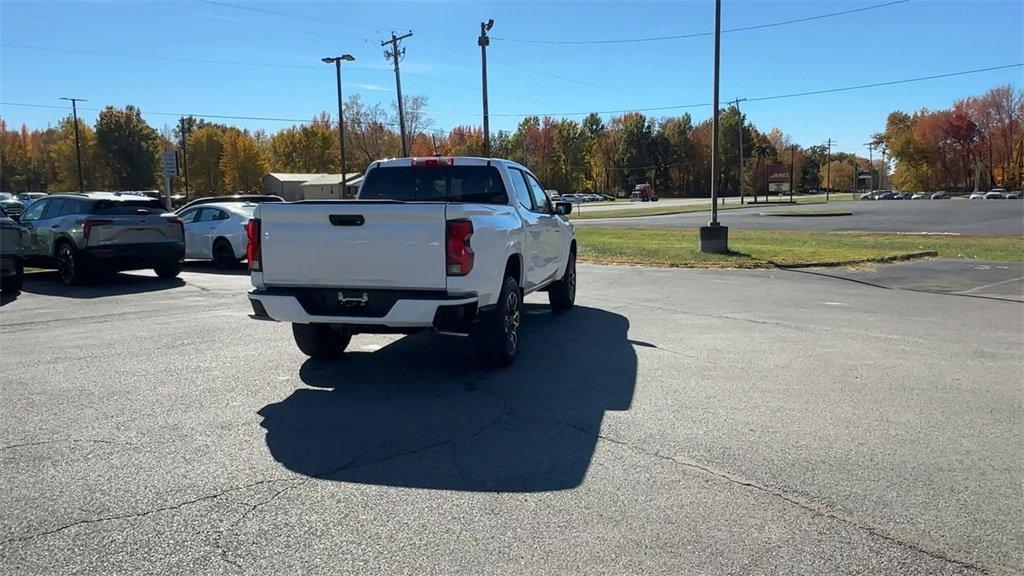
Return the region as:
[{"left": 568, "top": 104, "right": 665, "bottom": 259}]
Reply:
[{"left": 19, "top": 193, "right": 185, "bottom": 284}]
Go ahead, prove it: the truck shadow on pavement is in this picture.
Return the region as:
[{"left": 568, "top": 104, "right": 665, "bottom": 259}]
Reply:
[
  {"left": 258, "top": 304, "right": 636, "bottom": 492},
  {"left": 19, "top": 271, "right": 184, "bottom": 299}
]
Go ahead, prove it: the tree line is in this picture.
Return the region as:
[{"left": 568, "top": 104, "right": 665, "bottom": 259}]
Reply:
[{"left": 2, "top": 85, "right": 1020, "bottom": 197}]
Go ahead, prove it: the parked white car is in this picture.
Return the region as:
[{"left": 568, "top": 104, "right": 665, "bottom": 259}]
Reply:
[
  {"left": 176, "top": 201, "right": 255, "bottom": 268},
  {"left": 985, "top": 188, "right": 1007, "bottom": 199},
  {"left": 969, "top": 191, "right": 986, "bottom": 199},
  {"left": 247, "top": 157, "right": 577, "bottom": 367}
]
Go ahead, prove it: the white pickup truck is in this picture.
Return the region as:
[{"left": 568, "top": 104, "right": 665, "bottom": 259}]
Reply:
[{"left": 247, "top": 157, "right": 577, "bottom": 366}]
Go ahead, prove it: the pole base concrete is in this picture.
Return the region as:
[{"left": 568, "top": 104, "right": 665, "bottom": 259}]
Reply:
[{"left": 699, "top": 223, "right": 729, "bottom": 254}]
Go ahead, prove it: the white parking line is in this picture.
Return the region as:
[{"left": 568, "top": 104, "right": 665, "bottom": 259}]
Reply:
[{"left": 959, "top": 276, "right": 1024, "bottom": 294}]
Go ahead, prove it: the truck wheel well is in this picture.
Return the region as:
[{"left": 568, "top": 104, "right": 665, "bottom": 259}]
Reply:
[{"left": 504, "top": 254, "right": 522, "bottom": 285}]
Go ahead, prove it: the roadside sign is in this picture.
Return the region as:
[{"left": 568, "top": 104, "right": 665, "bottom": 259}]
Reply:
[
  {"left": 768, "top": 163, "right": 789, "bottom": 183},
  {"left": 768, "top": 182, "right": 791, "bottom": 192},
  {"left": 162, "top": 151, "right": 178, "bottom": 177}
]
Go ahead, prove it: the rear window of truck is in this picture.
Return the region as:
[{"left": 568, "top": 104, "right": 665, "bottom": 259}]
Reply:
[{"left": 359, "top": 166, "right": 508, "bottom": 204}]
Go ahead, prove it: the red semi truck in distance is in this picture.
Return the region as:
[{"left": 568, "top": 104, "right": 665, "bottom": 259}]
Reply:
[{"left": 631, "top": 183, "right": 659, "bottom": 202}]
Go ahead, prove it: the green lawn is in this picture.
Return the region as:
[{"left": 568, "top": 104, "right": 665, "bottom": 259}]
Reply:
[
  {"left": 576, "top": 227, "right": 1024, "bottom": 268},
  {"left": 570, "top": 193, "right": 855, "bottom": 220}
]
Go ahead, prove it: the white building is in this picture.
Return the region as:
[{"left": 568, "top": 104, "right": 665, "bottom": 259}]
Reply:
[
  {"left": 262, "top": 173, "right": 362, "bottom": 201},
  {"left": 299, "top": 173, "right": 363, "bottom": 200}
]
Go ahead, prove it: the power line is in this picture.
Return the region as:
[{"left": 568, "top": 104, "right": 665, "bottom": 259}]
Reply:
[
  {"left": 491, "top": 0, "right": 911, "bottom": 45},
  {"left": 3, "top": 62, "right": 1019, "bottom": 130},
  {"left": 423, "top": 62, "right": 1024, "bottom": 118},
  {"left": 0, "top": 102, "right": 452, "bottom": 134}
]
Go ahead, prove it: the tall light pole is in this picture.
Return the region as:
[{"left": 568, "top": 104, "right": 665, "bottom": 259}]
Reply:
[
  {"left": 383, "top": 32, "right": 413, "bottom": 157},
  {"left": 322, "top": 54, "right": 355, "bottom": 189},
  {"left": 479, "top": 19, "right": 494, "bottom": 157},
  {"left": 699, "top": 0, "right": 728, "bottom": 254},
  {"left": 59, "top": 97, "right": 86, "bottom": 193}
]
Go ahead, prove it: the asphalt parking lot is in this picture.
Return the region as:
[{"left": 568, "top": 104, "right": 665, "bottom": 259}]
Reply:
[
  {"left": 1, "top": 261, "right": 1021, "bottom": 575},
  {"left": 579, "top": 199, "right": 1024, "bottom": 235}
]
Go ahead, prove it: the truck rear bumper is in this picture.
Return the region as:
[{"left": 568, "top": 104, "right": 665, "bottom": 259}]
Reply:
[{"left": 248, "top": 288, "right": 478, "bottom": 328}]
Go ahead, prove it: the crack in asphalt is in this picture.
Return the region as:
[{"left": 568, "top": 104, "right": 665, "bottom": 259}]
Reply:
[
  {"left": 0, "top": 439, "right": 128, "bottom": 452},
  {"left": 0, "top": 477, "right": 295, "bottom": 547},
  {"left": 0, "top": 386, "right": 997, "bottom": 575}
]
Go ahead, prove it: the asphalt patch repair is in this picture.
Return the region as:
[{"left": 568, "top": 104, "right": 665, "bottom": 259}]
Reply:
[{"left": 791, "top": 258, "right": 1024, "bottom": 302}]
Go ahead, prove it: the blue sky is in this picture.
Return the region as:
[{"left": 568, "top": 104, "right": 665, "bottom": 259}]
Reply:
[{"left": 1, "top": 0, "right": 1021, "bottom": 155}]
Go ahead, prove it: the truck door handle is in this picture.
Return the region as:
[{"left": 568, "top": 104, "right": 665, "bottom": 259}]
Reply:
[{"left": 330, "top": 215, "right": 364, "bottom": 226}]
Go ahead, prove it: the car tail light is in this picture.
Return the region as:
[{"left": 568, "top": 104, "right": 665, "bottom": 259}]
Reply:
[
  {"left": 412, "top": 157, "right": 454, "bottom": 168},
  {"left": 246, "top": 218, "right": 261, "bottom": 271},
  {"left": 445, "top": 219, "right": 473, "bottom": 276},
  {"left": 82, "top": 218, "right": 113, "bottom": 240}
]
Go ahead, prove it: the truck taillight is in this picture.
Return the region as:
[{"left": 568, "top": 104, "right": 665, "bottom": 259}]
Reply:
[
  {"left": 445, "top": 219, "right": 474, "bottom": 276},
  {"left": 246, "top": 218, "right": 261, "bottom": 271},
  {"left": 82, "top": 218, "right": 113, "bottom": 240}
]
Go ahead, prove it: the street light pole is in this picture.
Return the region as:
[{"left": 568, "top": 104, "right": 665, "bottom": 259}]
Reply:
[
  {"left": 824, "top": 137, "right": 835, "bottom": 202},
  {"left": 479, "top": 19, "right": 493, "bottom": 157},
  {"left": 864, "top": 142, "right": 874, "bottom": 197},
  {"left": 60, "top": 97, "right": 86, "bottom": 193},
  {"left": 699, "top": 0, "right": 728, "bottom": 254},
  {"left": 323, "top": 54, "right": 355, "bottom": 194}
]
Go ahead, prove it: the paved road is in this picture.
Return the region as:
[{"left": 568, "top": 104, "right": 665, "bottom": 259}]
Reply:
[
  {"left": 577, "top": 199, "right": 1024, "bottom": 235},
  {"left": 1, "top": 263, "right": 1021, "bottom": 575}
]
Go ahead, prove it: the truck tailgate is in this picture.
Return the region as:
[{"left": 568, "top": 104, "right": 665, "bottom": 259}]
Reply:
[{"left": 258, "top": 202, "right": 448, "bottom": 289}]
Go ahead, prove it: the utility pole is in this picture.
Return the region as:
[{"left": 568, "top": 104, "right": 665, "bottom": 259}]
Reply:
[
  {"left": 789, "top": 145, "right": 796, "bottom": 202},
  {"left": 729, "top": 98, "right": 747, "bottom": 204},
  {"left": 179, "top": 118, "right": 190, "bottom": 199},
  {"left": 479, "top": 19, "right": 494, "bottom": 157},
  {"left": 699, "top": 0, "right": 727, "bottom": 254},
  {"left": 864, "top": 142, "right": 875, "bottom": 198},
  {"left": 880, "top": 148, "right": 887, "bottom": 188},
  {"left": 824, "top": 138, "right": 835, "bottom": 202},
  {"left": 383, "top": 31, "right": 413, "bottom": 157},
  {"left": 59, "top": 97, "right": 86, "bottom": 193}
]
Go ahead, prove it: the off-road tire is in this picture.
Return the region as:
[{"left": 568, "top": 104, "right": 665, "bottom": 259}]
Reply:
[{"left": 476, "top": 275, "right": 521, "bottom": 367}]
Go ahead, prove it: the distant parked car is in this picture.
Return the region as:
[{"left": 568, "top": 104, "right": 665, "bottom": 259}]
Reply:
[
  {"left": 175, "top": 201, "right": 255, "bottom": 268},
  {"left": 0, "top": 193, "right": 25, "bottom": 220},
  {"left": 560, "top": 194, "right": 582, "bottom": 203},
  {"left": 0, "top": 209, "right": 24, "bottom": 294},
  {"left": 984, "top": 189, "right": 1006, "bottom": 199},
  {"left": 858, "top": 192, "right": 875, "bottom": 200},
  {"left": 931, "top": 191, "right": 949, "bottom": 199},
  {"left": 893, "top": 192, "right": 911, "bottom": 200},
  {"left": 969, "top": 191, "right": 987, "bottom": 199},
  {"left": 911, "top": 192, "right": 929, "bottom": 200},
  {"left": 19, "top": 192, "right": 184, "bottom": 285},
  {"left": 1005, "top": 190, "right": 1021, "bottom": 199},
  {"left": 545, "top": 190, "right": 561, "bottom": 202},
  {"left": 875, "top": 191, "right": 895, "bottom": 200},
  {"left": 177, "top": 194, "right": 284, "bottom": 212},
  {"left": 18, "top": 192, "right": 46, "bottom": 204}
]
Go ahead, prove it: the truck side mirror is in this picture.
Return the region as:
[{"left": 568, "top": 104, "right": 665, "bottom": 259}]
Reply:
[{"left": 555, "top": 201, "right": 572, "bottom": 216}]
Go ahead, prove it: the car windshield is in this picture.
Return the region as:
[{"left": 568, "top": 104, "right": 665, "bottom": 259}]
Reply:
[
  {"left": 90, "top": 198, "right": 165, "bottom": 215},
  {"left": 359, "top": 165, "right": 508, "bottom": 204}
]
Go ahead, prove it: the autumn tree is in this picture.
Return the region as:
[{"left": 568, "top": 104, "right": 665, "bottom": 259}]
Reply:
[
  {"left": 50, "top": 116, "right": 107, "bottom": 191},
  {"left": 220, "top": 129, "right": 268, "bottom": 192},
  {"left": 188, "top": 125, "right": 226, "bottom": 194},
  {"left": 95, "top": 106, "right": 159, "bottom": 190}
]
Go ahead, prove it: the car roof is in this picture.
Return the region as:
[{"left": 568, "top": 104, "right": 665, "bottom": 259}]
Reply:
[
  {"left": 185, "top": 201, "right": 257, "bottom": 211},
  {"left": 44, "top": 192, "right": 159, "bottom": 202}
]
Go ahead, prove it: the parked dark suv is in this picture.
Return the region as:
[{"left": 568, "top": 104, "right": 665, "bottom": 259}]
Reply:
[{"left": 19, "top": 193, "right": 185, "bottom": 284}]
